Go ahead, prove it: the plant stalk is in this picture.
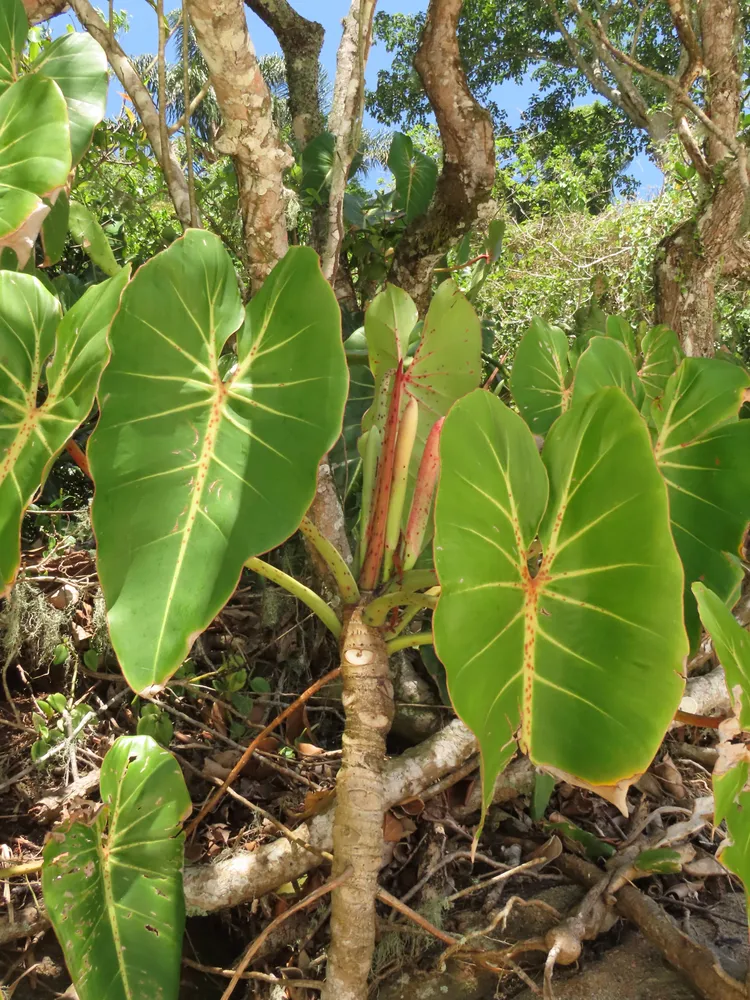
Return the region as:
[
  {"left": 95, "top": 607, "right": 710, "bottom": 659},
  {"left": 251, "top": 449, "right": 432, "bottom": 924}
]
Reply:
[
  {"left": 382, "top": 396, "right": 419, "bottom": 582},
  {"left": 299, "top": 516, "right": 360, "bottom": 605},
  {"left": 402, "top": 416, "right": 444, "bottom": 572},
  {"left": 322, "top": 604, "right": 394, "bottom": 1000},
  {"left": 245, "top": 557, "right": 341, "bottom": 637},
  {"left": 386, "top": 631, "right": 434, "bottom": 655}
]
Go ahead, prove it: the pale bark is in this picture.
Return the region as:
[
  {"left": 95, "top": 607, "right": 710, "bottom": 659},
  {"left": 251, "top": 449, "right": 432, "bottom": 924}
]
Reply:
[
  {"left": 22, "top": 0, "right": 67, "bottom": 21},
  {"left": 69, "top": 0, "right": 194, "bottom": 229},
  {"left": 322, "top": 605, "right": 395, "bottom": 1000},
  {"left": 188, "top": 0, "right": 292, "bottom": 292},
  {"left": 245, "top": 0, "right": 325, "bottom": 147},
  {"left": 390, "top": 0, "right": 496, "bottom": 313},
  {"left": 655, "top": 0, "right": 746, "bottom": 356},
  {"left": 321, "top": 0, "right": 377, "bottom": 285}
]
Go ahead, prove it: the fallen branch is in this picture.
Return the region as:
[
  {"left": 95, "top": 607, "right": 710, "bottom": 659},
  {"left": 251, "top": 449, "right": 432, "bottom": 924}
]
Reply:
[{"left": 556, "top": 853, "right": 746, "bottom": 1000}]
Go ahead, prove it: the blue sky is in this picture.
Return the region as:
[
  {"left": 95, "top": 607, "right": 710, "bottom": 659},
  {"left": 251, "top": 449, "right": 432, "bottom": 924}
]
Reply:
[{"left": 55, "top": 0, "right": 662, "bottom": 194}]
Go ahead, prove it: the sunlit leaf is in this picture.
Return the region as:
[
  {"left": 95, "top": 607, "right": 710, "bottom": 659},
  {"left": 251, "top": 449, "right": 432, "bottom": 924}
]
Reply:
[
  {"left": 510, "top": 318, "right": 571, "bottom": 434},
  {"left": 638, "top": 325, "right": 683, "bottom": 400},
  {"left": 572, "top": 335, "right": 644, "bottom": 410},
  {"left": 0, "top": 0, "right": 25, "bottom": 94},
  {"left": 68, "top": 200, "right": 121, "bottom": 276},
  {"left": 0, "top": 268, "right": 129, "bottom": 591},
  {"left": 653, "top": 359, "right": 750, "bottom": 646},
  {"left": 90, "top": 233, "right": 347, "bottom": 694},
  {"left": 434, "top": 387, "right": 687, "bottom": 814}
]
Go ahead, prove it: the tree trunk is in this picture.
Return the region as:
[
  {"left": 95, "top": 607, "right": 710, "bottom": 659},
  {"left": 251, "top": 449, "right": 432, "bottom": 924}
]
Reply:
[
  {"left": 390, "top": 0, "right": 495, "bottom": 313},
  {"left": 188, "top": 0, "right": 292, "bottom": 291},
  {"left": 655, "top": 0, "right": 747, "bottom": 358},
  {"left": 322, "top": 605, "right": 394, "bottom": 1000}
]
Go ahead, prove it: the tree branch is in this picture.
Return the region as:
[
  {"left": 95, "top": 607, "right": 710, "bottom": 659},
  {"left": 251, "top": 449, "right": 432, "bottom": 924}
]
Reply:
[
  {"left": 22, "top": 0, "right": 67, "bottom": 22},
  {"left": 69, "top": 0, "right": 195, "bottom": 228},
  {"left": 321, "top": 0, "right": 377, "bottom": 285},
  {"left": 187, "top": 0, "right": 292, "bottom": 291},
  {"left": 390, "top": 0, "right": 495, "bottom": 313},
  {"left": 244, "top": 0, "right": 325, "bottom": 147}
]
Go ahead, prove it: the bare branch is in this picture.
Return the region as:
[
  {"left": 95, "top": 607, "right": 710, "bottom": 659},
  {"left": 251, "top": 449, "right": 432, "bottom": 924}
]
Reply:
[
  {"left": 390, "top": 0, "right": 495, "bottom": 313},
  {"left": 168, "top": 79, "right": 211, "bottom": 137},
  {"left": 321, "top": 0, "right": 377, "bottom": 285},
  {"left": 245, "top": 0, "right": 326, "bottom": 146},
  {"left": 22, "top": 0, "right": 67, "bottom": 22},
  {"left": 187, "top": 0, "right": 292, "bottom": 291},
  {"left": 69, "top": 0, "right": 195, "bottom": 228},
  {"left": 182, "top": 0, "right": 198, "bottom": 227}
]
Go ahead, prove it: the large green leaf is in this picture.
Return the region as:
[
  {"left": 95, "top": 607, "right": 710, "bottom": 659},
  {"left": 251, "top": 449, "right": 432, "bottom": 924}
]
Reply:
[
  {"left": 714, "top": 760, "right": 750, "bottom": 918},
  {"left": 693, "top": 582, "right": 750, "bottom": 729},
  {"left": 41, "top": 189, "right": 69, "bottom": 267},
  {"left": 571, "top": 335, "right": 644, "bottom": 410},
  {"left": 68, "top": 200, "right": 121, "bottom": 276},
  {"left": 330, "top": 361, "right": 374, "bottom": 494},
  {"left": 365, "top": 283, "right": 418, "bottom": 381},
  {"left": 0, "top": 75, "right": 71, "bottom": 197},
  {"left": 42, "top": 735, "right": 191, "bottom": 1000},
  {"left": 31, "top": 32, "right": 108, "bottom": 165},
  {"left": 388, "top": 132, "right": 438, "bottom": 223},
  {"left": 0, "top": 74, "right": 71, "bottom": 264},
  {"left": 434, "top": 387, "right": 687, "bottom": 813},
  {"left": 89, "top": 233, "right": 347, "bottom": 694},
  {"left": 653, "top": 359, "right": 750, "bottom": 647},
  {"left": 0, "top": 0, "right": 25, "bottom": 94},
  {"left": 0, "top": 268, "right": 129, "bottom": 591},
  {"left": 510, "top": 318, "right": 571, "bottom": 434},
  {"left": 638, "top": 325, "right": 683, "bottom": 400}
]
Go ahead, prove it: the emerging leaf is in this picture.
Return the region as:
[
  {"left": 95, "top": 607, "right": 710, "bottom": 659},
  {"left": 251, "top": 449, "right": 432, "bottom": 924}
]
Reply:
[
  {"left": 434, "top": 387, "right": 687, "bottom": 816},
  {"left": 42, "top": 735, "right": 191, "bottom": 1000},
  {"left": 90, "top": 233, "right": 347, "bottom": 694}
]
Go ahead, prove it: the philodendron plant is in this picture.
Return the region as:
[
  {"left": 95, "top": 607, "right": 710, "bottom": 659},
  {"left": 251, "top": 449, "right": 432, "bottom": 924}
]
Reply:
[{"left": 3, "top": 215, "right": 749, "bottom": 997}]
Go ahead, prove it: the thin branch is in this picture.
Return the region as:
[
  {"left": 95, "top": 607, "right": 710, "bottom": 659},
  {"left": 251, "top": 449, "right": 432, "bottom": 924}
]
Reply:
[
  {"left": 246, "top": 556, "right": 342, "bottom": 637},
  {"left": 168, "top": 79, "right": 211, "bottom": 136},
  {"left": 184, "top": 665, "right": 342, "bottom": 836},
  {"left": 321, "top": 0, "right": 377, "bottom": 284},
  {"left": 182, "top": 0, "right": 198, "bottom": 226},
  {"left": 69, "top": 0, "right": 194, "bottom": 226},
  {"left": 156, "top": 0, "right": 171, "bottom": 211},
  {"left": 220, "top": 869, "right": 352, "bottom": 1000}
]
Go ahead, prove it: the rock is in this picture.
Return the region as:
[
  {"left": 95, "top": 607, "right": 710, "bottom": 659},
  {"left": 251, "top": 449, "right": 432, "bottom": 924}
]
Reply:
[{"left": 515, "top": 930, "right": 699, "bottom": 1000}]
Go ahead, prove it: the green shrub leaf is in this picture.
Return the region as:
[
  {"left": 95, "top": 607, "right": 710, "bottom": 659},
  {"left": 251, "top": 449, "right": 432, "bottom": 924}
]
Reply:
[
  {"left": 510, "top": 318, "right": 571, "bottom": 434},
  {"left": 0, "top": 268, "right": 129, "bottom": 591},
  {"left": 693, "top": 582, "right": 750, "bottom": 729},
  {"left": 714, "top": 759, "right": 750, "bottom": 917},
  {"left": 434, "top": 387, "right": 687, "bottom": 815},
  {"left": 0, "top": 0, "right": 26, "bottom": 94},
  {"left": 68, "top": 200, "right": 121, "bottom": 276},
  {"left": 654, "top": 359, "right": 750, "bottom": 646},
  {"left": 572, "top": 335, "right": 644, "bottom": 410},
  {"left": 388, "top": 132, "right": 438, "bottom": 223},
  {"left": 42, "top": 735, "right": 191, "bottom": 1000},
  {"left": 89, "top": 233, "right": 347, "bottom": 694},
  {"left": 638, "top": 325, "right": 683, "bottom": 400}
]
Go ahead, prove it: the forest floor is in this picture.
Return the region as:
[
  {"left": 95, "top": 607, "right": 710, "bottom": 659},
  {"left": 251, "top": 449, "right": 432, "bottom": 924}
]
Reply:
[{"left": 0, "top": 476, "right": 747, "bottom": 1000}]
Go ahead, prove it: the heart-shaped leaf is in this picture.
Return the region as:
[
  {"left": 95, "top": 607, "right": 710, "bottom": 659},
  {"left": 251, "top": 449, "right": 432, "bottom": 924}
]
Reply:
[
  {"left": 572, "top": 335, "right": 644, "bottom": 410},
  {"left": 638, "top": 325, "right": 683, "bottom": 400},
  {"left": 0, "top": 267, "right": 129, "bottom": 591},
  {"left": 653, "top": 358, "right": 750, "bottom": 646},
  {"left": 89, "top": 233, "right": 347, "bottom": 694},
  {"left": 31, "top": 32, "right": 108, "bottom": 165},
  {"left": 510, "top": 318, "right": 571, "bottom": 434},
  {"left": 388, "top": 132, "right": 438, "bottom": 223},
  {"left": 42, "top": 735, "right": 191, "bottom": 1000},
  {"left": 434, "top": 387, "right": 687, "bottom": 814}
]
